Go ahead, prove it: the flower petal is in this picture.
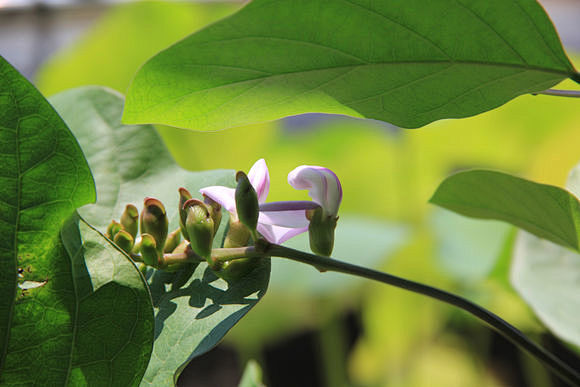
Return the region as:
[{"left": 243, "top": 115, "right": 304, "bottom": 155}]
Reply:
[
  {"left": 257, "top": 223, "right": 308, "bottom": 244},
  {"left": 259, "top": 209, "right": 309, "bottom": 228},
  {"left": 288, "top": 165, "right": 342, "bottom": 217},
  {"left": 199, "top": 186, "right": 236, "bottom": 214},
  {"left": 248, "top": 158, "right": 270, "bottom": 203}
]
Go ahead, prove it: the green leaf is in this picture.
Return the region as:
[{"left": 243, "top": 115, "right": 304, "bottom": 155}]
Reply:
[
  {"left": 123, "top": 0, "right": 577, "bottom": 131},
  {"left": 48, "top": 86, "right": 270, "bottom": 386},
  {"left": 48, "top": 86, "right": 234, "bottom": 231},
  {"left": 238, "top": 360, "right": 265, "bottom": 387},
  {"left": 511, "top": 163, "right": 580, "bottom": 348},
  {"left": 60, "top": 214, "right": 154, "bottom": 386},
  {"left": 0, "top": 56, "right": 95, "bottom": 383},
  {"left": 429, "top": 170, "right": 580, "bottom": 251}
]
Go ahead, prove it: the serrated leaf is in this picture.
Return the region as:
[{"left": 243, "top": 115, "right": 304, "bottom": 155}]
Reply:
[
  {"left": 60, "top": 214, "right": 154, "bottom": 386},
  {"left": 430, "top": 170, "right": 580, "bottom": 251},
  {"left": 123, "top": 0, "right": 577, "bottom": 131},
  {"left": 48, "top": 86, "right": 270, "bottom": 386},
  {"left": 0, "top": 56, "right": 96, "bottom": 384}
]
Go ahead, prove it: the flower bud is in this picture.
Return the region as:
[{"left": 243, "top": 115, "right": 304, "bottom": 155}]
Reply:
[
  {"left": 184, "top": 199, "right": 215, "bottom": 260},
  {"left": 306, "top": 207, "right": 338, "bottom": 257},
  {"left": 204, "top": 195, "right": 223, "bottom": 234},
  {"left": 140, "top": 233, "right": 160, "bottom": 267},
  {"left": 120, "top": 204, "right": 139, "bottom": 239},
  {"left": 164, "top": 229, "right": 181, "bottom": 254},
  {"left": 106, "top": 220, "right": 123, "bottom": 240},
  {"left": 178, "top": 187, "right": 193, "bottom": 241},
  {"left": 140, "top": 197, "right": 168, "bottom": 255},
  {"left": 113, "top": 229, "right": 134, "bottom": 254},
  {"left": 235, "top": 171, "right": 259, "bottom": 233},
  {"left": 223, "top": 219, "right": 251, "bottom": 248}
]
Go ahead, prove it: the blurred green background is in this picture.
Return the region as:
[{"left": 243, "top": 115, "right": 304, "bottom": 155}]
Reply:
[{"left": 4, "top": 0, "right": 580, "bottom": 385}]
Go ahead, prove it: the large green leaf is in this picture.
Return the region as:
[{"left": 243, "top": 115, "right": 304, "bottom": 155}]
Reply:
[
  {"left": 510, "top": 163, "right": 580, "bottom": 348},
  {"left": 49, "top": 86, "right": 270, "bottom": 386},
  {"left": 123, "top": 0, "right": 577, "bottom": 131},
  {"left": 430, "top": 170, "right": 580, "bottom": 251},
  {"left": 60, "top": 214, "right": 154, "bottom": 386},
  {"left": 49, "top": 86, "right": 234, "bottom": 231},
  {"left": 0, "top": 56, "right": 95, "bottom": 383}
]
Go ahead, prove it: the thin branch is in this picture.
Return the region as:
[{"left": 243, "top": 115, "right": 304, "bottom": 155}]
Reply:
[
  {"left": 532, "top": 89, "right": 580, "bottom": 98},
  {"left": 263, "top": 243, "right": 580, "bottom": 387}
]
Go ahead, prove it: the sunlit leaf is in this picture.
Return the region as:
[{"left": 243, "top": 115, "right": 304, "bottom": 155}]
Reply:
[
  {"left": 430, "top": 170, "right": 580, "bottom": 251},
  {"left": 124, "top": 0, "right": 577, "bottom": 131}
]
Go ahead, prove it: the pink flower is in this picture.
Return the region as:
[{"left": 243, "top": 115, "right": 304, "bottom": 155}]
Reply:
[
  {"left": 200, "top": 159, "right": 311, "bottom": 244},
  {"left": 287, "top": 165, "right": 342, "bottom": 219}
]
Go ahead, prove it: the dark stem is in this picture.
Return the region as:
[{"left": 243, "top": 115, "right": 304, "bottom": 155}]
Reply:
[
  {"left": 262, "top": 243, "right": 580, "bottom": 387},
  {"left": 532, "top": 89, "right": 580, "bottom": 98}
]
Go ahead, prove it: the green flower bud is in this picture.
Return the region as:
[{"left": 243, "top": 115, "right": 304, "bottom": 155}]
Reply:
[
  {"left": 106, "top": 220, "right": 123, "bottom": 240},
  {"left": 164, "top": 229, "right": 181, "bottom": 254},
  {"left": 178, "top": 187, "right": 193, "bottom": 241},
  {"left": 140, "top": 233, "right": 159, "bottom": 267},
  {"left": 140, "top": 197, "right": 168, "bottom": 255},
  {"left": 307, "top": 207, "right": 338, "bottom": 257},
  {"left": 223, "top": 219, "right": 251, "bottom": 248},
  {"left": 204, "top": 195, "right": 223, "bottom": 234},
  {"left": 113, "top": 229, "right": 134, "bottom": 254},
  {"left": 120, "top": 204, "right": 139, "bottom": 239},
  {"left": 235, "top": 171, "right": 259, "bottom": 233},
  {"left": 216, "top": 258, "right": 260, "bottom": 283},
  {"left": 184, "top": 199, "right": 215, "bottom": 261}
]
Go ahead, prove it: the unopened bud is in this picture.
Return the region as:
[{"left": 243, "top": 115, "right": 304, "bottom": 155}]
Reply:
[
  {"left": 223, "top": 219, "right": 251, "bottom": 248},
  {"left": 178, "top": 187, "right": 193, "bottom": 241},
  {"left": 235, "top": 171, "right": 259, "bottom": 233},
  {"left": 140, "top": 233, "right": 159, "bottom": 267},
  {"left": 204, "top": 195, "right": 222, "bottom": 234},
  {"left": 184, "top": 199, "right": 214, "bottom": 260},
  {"left": 120, "top": 204, "right": 139, "bottom": 239},
  {"left": 114, "top": 229, "right": 134, "bottom": 254},
  {"left": 141, "top": 197, "right": 168, "bottom": 255},
  {"left": 306, "top": 207, "right": 338, "bottom": 257},
  {"left": 106, "top": 220, "right": 123, "bottom": 240},
  {"left": 164, "top": 229, "right": 181, "bottom": 254}
]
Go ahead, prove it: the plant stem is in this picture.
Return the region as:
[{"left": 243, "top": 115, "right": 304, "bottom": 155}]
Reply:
[
  {"left": 533, "top": 89, "right": 580, "bottom": 98},
  {"left": 262, "top": 243, "right": 580, "bottom": 387}
]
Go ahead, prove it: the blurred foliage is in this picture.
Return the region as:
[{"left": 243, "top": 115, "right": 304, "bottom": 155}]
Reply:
[{"left": 33, "top": 2, "right": 580, "bottom": 385}]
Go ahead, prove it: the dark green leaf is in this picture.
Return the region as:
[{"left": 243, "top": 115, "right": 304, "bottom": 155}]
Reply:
[
  {"left": 60, "top": 214, "right": 154, "bottom": 386},
  {"left": 0, "top": 56, "right": 94, "bottom": 383},
  {"left": 123, "top": 0, "right": 577, "bottom": 131},
  {"left": 430, "top": 170, "right": 580, "bottom": 251},
  {"left": 49, "top": 86, "right": 270, "bottom": 386}
]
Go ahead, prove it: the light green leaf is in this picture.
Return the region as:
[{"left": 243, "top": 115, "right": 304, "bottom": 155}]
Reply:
[
  {"left": 60, "top": 214, "right": 154, "bottom": 386},
  {"left": 238, "top": 360, "right": 265, "bottom": 387},
  {"left": 429, "top": 170, "right": 580, "bottom": 251},
  {"left": 277, "top": 216, "right": 408, "bottom": 295},
  {"left": 49, "top": 86, "right": 270, "bottom": 386},
  {"left": 431, "top": 209, "right": 510, "bottom": 281},
  {"left": 511, "top": 163, "right": 580, "bottom": 348},
  {"left": 123, "top": 0, "right": 577, "bottom": 131},
  {"left": 49, "top": 86, "right": 234, "bottom": 231},
  {"left": 0, "top": 56, "right": 95, "bottom": 384}
]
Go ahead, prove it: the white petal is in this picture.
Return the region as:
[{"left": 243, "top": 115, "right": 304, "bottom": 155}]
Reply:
[
  {"left": 259, "top": 210, "right": 309, "bottom": 228},
  {"left": 288, "top": 165, "right": 342, "bottom": 217},
  {"left": 199, "top": 186, "right": 236, "bottom": 214},
  {"left": 248, "top": 158, "right": 270, "bottom": 203}
]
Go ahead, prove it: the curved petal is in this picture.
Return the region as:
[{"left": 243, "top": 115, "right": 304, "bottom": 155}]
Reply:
[
  {"left": 248, "top": 158, "right": 270, "bottom": 203},
  {"left": 257, "top": 223, "right": 308, "bottom": 244},
  {"left": 199, "top": 186, "right": 236, "bottom": 214},
  {"left": 259, "top": 209, "right": 309, "bottom": 228},
  {"left": 288, "top": 165, "right": 342, "bottom": 217}
]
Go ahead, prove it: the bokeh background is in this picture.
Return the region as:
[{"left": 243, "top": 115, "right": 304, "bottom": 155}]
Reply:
[{"left": 1, "top": 0, "right": 579, "bottom": 385}]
